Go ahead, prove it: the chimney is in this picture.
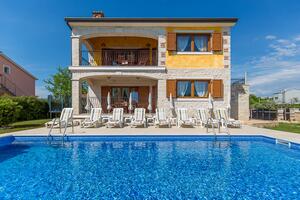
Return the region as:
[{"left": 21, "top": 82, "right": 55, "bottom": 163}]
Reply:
[{"left": 92, "top": 11, "right": 105, "bottom": 18}]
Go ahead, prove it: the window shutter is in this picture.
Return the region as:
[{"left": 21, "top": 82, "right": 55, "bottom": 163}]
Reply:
[
  {"left": 167, "top": 32, "right": 176, "bottom": 51},
  {"left": 101, "top": 86, "right": 110, "bottom": 112},
  {"left": 138, "top": 86, "right": 149, "bottom": 110},
  {"left": 166, "top": 80, "right": 177, "bottom": 97},
  {"left": 212, "top": 80, "right": 223, "bottom": 98},
  {"left": 212, "top": 32, "right": 222, "bottom": 51}
]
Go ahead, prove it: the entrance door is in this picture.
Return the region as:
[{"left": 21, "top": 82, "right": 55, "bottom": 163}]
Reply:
[{"left": 110, "top": 87, "right": 139, "bottom": 113}]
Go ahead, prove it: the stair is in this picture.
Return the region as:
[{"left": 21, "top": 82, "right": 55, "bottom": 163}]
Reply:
[
  {"left": 0, "top": 85, "right": 15, "bottom": 96},
  {"left": 0, "top": 74, "right": 17, "bottom": 96}
]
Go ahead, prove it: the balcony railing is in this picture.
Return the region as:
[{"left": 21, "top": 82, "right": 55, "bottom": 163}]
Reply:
[{"left": 82, "top": 49, "right": 158, "bottom": 66}]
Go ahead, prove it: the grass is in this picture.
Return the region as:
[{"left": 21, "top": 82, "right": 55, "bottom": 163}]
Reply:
[
  {"left": 265, "top": 122, "right": 300, "bottom": 134},
  {"left": 0, "top": 119, "right": 50, "bottom": 134}
]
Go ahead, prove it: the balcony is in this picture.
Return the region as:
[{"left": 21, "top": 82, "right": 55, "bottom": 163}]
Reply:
[{"left": 82, "top": 49, "right": 158, "bottom": 66}]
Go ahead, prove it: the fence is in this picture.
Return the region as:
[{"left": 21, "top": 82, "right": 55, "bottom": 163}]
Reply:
[{"left": 250, "top": 109, "right": 277, "bottom": 120}]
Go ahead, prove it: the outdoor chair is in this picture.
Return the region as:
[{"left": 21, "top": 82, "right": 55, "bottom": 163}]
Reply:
[
  {"left": 155, "top": 108, "right": 171, "bottom": 128},
  {"left": 81, "top": 108, "right": 103, "bottom": 128},
  {"left": 130, "top": 108, "right": 147, "bottom": 128},
  {"left": 106, "top": 108, "right": 124, "bottom": 128},
  {"left": 177, "top": 108, "right": 194, "bottom": 127}
]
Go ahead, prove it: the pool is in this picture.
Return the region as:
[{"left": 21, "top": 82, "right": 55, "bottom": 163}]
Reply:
[{"left": 1, "top": 135, "right": 300, "bottom": 199}]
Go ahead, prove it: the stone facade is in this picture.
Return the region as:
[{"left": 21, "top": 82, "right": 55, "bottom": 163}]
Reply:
[
  {"left": 69, "top": 24, "right": 235, "bottom": 115},
  {"left": 71, "top": 67, "right": 230, "bottom": 115}
]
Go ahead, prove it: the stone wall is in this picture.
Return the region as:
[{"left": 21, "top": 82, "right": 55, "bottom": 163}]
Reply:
[
  {"left": 231, "top": 83, "right": 250, "bottom": 121},
  {"left": 72, "top": 67, "right": 230, "bottom": 115}
]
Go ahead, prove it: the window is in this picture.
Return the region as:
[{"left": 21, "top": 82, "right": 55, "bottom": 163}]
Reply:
[
  {"left": 177, "top": 80, "right": 209, "bottom": 98},
  {"left": 194, "top": 81, "right": 209, "bottom": 97},
  {"left": 3, "top": 65, "right": 10, "bottom": 74},
  {"left": 177, "top": 81, "right": 191, "bottom": 97},
  {"left": 177, "top": 34, "right": 210, "bottom": 52}
]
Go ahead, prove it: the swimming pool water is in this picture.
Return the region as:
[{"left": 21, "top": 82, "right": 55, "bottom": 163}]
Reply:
[{"left": 1, "top": 137, "right": 300, "bottom": 199}]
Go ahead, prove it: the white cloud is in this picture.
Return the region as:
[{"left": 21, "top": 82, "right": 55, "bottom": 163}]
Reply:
[
  {"left": 265, "top": 35, "right": 276, "bottom": 40},
  {"left": 294, "top": 35, "right": 300, "bottom": 41},
  {"left": 36, "top": 86, "right": 49, "bottom": 98},
  {"left": 243, "top": 35, "right": 300, "bottom": 96}
]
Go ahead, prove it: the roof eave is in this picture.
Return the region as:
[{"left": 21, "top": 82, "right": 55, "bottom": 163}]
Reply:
[{"left": 65, "top": 17, "right": 238, "bottom": 29}]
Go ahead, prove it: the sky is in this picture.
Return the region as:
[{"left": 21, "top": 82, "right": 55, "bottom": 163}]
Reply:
[{"left": 1, "top": 0, "right": 300, "bottom": 98}]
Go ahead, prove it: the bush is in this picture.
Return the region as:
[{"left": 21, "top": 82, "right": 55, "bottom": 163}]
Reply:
[
  {"left": 12, "top": 96, "right": 49, "bottom": 121},
  {"left": 0, "top": 96, "right": 49, "bottom": 126},
  {"left": 0, "top": 98, "right": 22, "bottom": 127}
]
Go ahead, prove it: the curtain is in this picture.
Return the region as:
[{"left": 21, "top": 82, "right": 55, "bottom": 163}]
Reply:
[
  {"left": 194, "top": 35, "right": 208, "bottom": 52},
  {"left": 177, "top": 35, "right": 191, "bottom": 51},
  {"left": 177, "top": 81, "right": 190, "bottom": 97},
  {"left": 195, "top": 81, "right": 208, "bottom": 97},
  {"left": 132, "top": 91, "right": 139, "bottom": 103}
]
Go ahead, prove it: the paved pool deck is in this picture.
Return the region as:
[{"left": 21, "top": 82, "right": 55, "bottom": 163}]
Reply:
[{"left": 3, "top": 124, "right": 300, "bottom": 144}]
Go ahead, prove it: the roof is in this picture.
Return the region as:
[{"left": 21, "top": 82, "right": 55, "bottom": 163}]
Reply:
[
  {"left": 0, "top": 51, "right": 38, "bottom": 80},
  {"left": 65, "top": 17, "right": 238, "bottom": 29}
]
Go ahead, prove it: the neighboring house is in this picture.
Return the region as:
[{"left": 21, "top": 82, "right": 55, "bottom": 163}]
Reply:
[
  {"left": 272, "top": 89, "right": 300, "bottom": 104},
  {"left": 65, "top": 11, "right": 238, "bottom": 115},
  {"left": 0, "top": 51, "right": 37, "bottom": 96}
]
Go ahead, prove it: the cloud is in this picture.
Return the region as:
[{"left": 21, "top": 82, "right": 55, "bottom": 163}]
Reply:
[
  {"left": 243, "top": 35, "right": 300, "bottom": 96},
  {"left": 294, "top": 35, "right": 300, "bottom": 41},
  {"left": 265, "top": 35, "right": 276, "bottom": 40},
  {"left": 36, "top": 85, "right": 49, "bottom": 98}
]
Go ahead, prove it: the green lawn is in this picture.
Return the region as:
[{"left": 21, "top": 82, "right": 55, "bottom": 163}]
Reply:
[
  {"left": 265, "top": 122, "right": 300, "bottom": 134},
  {"left": 0, "top": 119, "right": 50, "bottom": 134}
]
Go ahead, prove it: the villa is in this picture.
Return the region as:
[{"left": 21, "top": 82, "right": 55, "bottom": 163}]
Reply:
[
  {"left": 0, "top": 51, "right": 36, "bottom": 96},
  {"left": 65, "top": 12, "right": 238, "bottom": 115}
]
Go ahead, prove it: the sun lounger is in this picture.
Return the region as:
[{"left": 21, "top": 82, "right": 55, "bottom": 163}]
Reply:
[
  {"left": 130, "top": 108, "right": 147, "bottom": 128},
  {"left": 177, "top": 108, "right": 194, "bottom": 127},
  {"left": 45, "top": 108, "right": 74, "bottom": 133},
  {"left": 106, "top": 108, "right": 124, "bottom": 128},
  {"left": 217, "top": 108, "right": 241, "bottom": 128},
  {"left": 155, "top": 108, "right": 171, "bottom": 128},
  {"left": 81, "top": 108, "right": 103, "bottom": 128},
  {"left": 195, "top": 108, "right": 219, "bottom": 128}
]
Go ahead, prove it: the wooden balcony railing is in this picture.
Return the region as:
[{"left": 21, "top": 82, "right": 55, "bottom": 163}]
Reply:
[{"left": 82, "top": 49, "right": 158, "bottom": 66}]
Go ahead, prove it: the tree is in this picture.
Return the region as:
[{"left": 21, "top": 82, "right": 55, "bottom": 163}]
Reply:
[
  {"left": 249, "top": 94, "right": 277, "bottom": 110},
  {"left": 44, "top": 67, "right": 72, "bottom": 106}
]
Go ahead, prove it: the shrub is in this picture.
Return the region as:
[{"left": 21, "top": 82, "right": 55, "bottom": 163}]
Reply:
[
  {"left": 12, "top": 96, "right": 49, "bottom": 121},
  {"left": 0, "top": 97, "right": 22, "bottom": 127}
]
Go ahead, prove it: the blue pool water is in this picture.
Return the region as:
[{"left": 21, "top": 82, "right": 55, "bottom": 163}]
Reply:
[{"left": 1, "top": 136, "right": 300, "bottom": 199}]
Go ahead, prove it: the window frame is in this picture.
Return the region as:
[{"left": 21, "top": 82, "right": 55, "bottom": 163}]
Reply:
[
  {"left": 176, "top": 79, "right": 210, "bottom": 98},
  {"left": 3, "top": 65, "right": 11, "bottom": 75},
  {"left": 176, "top": 33, "right": 211, "bottom": 54}
]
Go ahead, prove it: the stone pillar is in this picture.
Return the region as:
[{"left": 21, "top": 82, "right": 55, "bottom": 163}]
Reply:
[
  {"left": 158, "top": 35, "right": 166, "bottom": 67},
  {"left": 157, "top": 79, "right": 168, "bottom": 108},
  {"left": 71, "top": 35, "right": 81, "bottom": 66},
  {"left": 289, "top": 108, "right": 297, "bottom": 121},
  {"left": 277, "top": 108, "right": 284, "bottom": 121},
  {"left": 223, "top": 28, "right": 231, "bottom": 110},
  {"left": 231, "top": 83, "right": 250, "bottom": 121},
  {"left": 295, "top": 111, "right": 300, "bottom": 122},
  {"left": 72, "top": 79, "right": 81, "bottom": 115}
]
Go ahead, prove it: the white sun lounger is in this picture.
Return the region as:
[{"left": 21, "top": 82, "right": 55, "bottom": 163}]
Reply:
[
  {"left": 106, "top": 108, "right": 124, "bottom": 128},
  {"left": 217, "top": 108, "right": 241, "bottom": 128},
  {"left": 81, "top": 108, "right": 103, "bottom": 128},
  {"left": 177, "top": 108, "right": 194, "bottom": 127},
  {"left": 45, "top": 108, "right": 74, "bottom": 133},
  {"left": 195, "top": 108, "right": 219, "bottom": 128},
  {"left": 155, "top": 108, "right": 171, "bottom": 128},
  {"left": 130, "top": 108, "right": 147, "bottom": 128}
]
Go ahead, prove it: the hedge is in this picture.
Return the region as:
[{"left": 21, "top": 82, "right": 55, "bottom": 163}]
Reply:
[
  {"left": 0, "top": 98, "right": 22, "bottom": 127},
  {"left": 0, "top": 96, "right": 49, "bottom": 127}
]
